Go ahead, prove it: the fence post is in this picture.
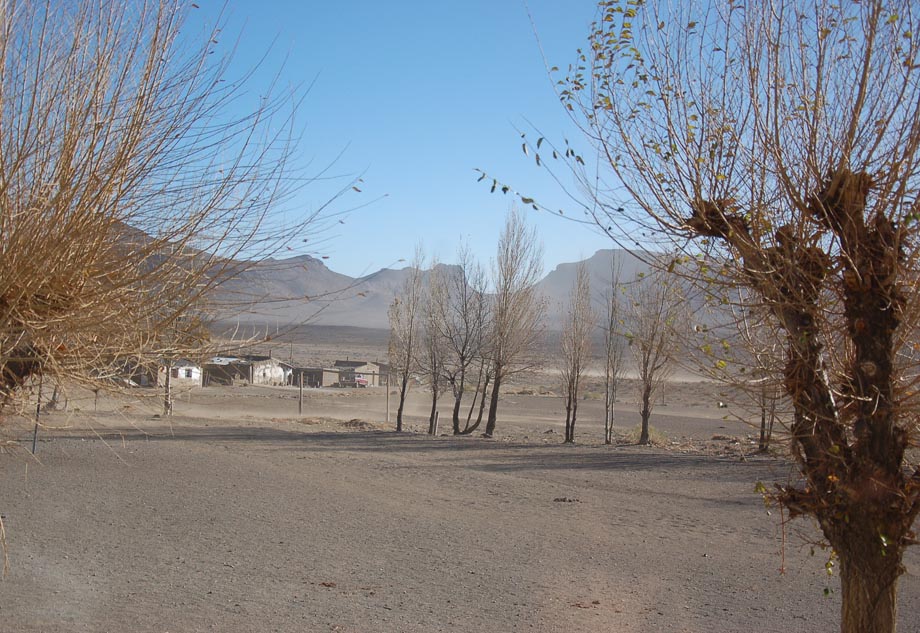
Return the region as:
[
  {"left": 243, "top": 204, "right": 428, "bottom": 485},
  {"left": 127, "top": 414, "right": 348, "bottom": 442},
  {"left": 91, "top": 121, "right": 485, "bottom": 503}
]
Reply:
[{"left": 31, "top": 374, "right": 44, "bottom": 454}]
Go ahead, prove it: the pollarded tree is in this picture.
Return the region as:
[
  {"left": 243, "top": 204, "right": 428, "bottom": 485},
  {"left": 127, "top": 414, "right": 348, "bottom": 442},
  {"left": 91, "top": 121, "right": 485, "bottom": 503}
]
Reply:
[
  {"left": 0, "top": 1, "right": 343, "bottom": 574},
  {"left": 484, "top": 207, "right": 545, "bottom": 438},
  {"left": 0, "top": 0, "right": 334, "bottom": 401},
  {"left": 560, "top": 261, "right": 594, "bottom": 443},
  {"left": 553, "top": 1, "right": 920, "bottom": 630}
]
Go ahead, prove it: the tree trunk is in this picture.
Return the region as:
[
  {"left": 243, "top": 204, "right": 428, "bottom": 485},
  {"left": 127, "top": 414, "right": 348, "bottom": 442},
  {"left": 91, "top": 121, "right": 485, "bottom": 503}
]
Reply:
[
  {"left": 759, "top": 386, "right": 776, "bottom": 452},
  {"left": 451, "top": 370, "right": 466, "bottom": 435},
  {"left": 396, "top": 371, "right": 409, "bottom": 432},
  {"left": 604, "top": 378, "right": 617, "bottom": 445},
  {"left": 837, "top": 539, "right": 903, "bottom": 633},
  {"left": 563, "top": 394, "right": 573, "bottom": 443},
  {"left": 766, "top": 397, "right": 776, "bottom": 449},
  {"left": 465, "top": 384, "right": 479, "bottom": 427},
  {"left": 428, "top": 387, "right": 438, "bottom": 433},
  {"left": 452, "top": 394, "right": 462, "bottom": 435},
  {"left": 570, "top": 397, "right": 578, "bottom": 443},
  {"left": 484, "top": 368, "right": 502, "bottom": 437},
  {"left": 604, "top": 382, "right": 612, "bottom": 445},
  {"left": 461, "top": 373, "right": 490, "bottom": 435},
  {"left": 639, "top": 384, "right": 651, "bottom": 445},
  {"left": 163, "top": 364, "right": 173, "bottom": 417}
]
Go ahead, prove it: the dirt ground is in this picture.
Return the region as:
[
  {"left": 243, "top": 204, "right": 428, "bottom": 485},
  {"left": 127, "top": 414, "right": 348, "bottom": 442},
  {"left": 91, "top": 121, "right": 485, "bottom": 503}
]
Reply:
[{"left": 1, "top": 382, "right": 919, "bottom": 632}]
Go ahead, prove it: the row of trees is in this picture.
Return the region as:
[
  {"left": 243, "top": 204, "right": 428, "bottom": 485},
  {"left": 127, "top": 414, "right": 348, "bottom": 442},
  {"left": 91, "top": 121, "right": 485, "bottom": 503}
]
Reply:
[
  {"left": 558, "top": 260, "right": 688, "bottom": 446},
  {"left": 388, "top": 208, "right": 695, "bottom": 444},
  {"left": 387, "top": 209, "right": 545, "bottom": 437}
]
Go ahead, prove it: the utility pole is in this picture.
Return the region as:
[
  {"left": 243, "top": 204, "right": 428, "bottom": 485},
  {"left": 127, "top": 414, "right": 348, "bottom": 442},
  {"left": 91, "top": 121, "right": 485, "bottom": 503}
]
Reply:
[{"left": 298, "top": 371, "right": 304, "bottom": 415}]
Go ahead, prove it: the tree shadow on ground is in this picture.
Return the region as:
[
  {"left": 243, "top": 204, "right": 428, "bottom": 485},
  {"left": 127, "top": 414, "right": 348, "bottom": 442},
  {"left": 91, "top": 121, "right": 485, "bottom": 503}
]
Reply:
[{"left": 23, "top": 423, "right": 793, "bottom": 483}]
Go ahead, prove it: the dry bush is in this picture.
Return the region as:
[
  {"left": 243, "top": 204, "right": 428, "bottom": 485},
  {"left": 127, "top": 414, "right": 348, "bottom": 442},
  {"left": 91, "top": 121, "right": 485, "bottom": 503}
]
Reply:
[{"left": 0, "top": 0, "right": 339, "bottom": 401}]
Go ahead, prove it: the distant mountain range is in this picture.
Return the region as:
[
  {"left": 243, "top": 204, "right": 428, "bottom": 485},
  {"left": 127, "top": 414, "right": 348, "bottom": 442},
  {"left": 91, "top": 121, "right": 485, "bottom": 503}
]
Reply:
[{"left": 215, "top": 249, "right": 655, "bottom": 331}]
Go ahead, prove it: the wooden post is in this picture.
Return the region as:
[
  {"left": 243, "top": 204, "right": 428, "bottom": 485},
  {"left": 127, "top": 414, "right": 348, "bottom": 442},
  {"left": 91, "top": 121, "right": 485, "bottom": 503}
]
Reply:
[
  {"left": 31, "top": 374, "right": 43, "bottom": 454},
  {"left": 163, "top": 362, "right": 173, "bottom": 416},
  {"left": 386, "top": 378, "right": 390, "bottom": 424},
  {"left": 298, "top": 371, "right": 304, "bottom": 416}
]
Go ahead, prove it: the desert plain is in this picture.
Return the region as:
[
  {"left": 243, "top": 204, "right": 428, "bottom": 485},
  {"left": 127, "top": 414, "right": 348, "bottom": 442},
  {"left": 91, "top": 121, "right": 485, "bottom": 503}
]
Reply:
[{"left": 1, "top": 341, "right": 918, "bottom": 633}]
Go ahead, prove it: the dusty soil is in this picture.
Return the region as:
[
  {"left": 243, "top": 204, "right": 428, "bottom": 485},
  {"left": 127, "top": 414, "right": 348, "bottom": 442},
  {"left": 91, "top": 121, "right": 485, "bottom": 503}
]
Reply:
[{"left": 1, "top": 383, "right": 918, "bottom": 632}]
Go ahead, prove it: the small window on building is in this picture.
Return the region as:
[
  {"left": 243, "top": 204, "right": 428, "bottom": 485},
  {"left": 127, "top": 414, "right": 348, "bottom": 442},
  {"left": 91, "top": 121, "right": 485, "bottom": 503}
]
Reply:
[
  {"left": 185, "top": 369, "right": 193, "bottom": 379},
  {"left": 171, "top": 368, "right": 179, "bottom": 378}
]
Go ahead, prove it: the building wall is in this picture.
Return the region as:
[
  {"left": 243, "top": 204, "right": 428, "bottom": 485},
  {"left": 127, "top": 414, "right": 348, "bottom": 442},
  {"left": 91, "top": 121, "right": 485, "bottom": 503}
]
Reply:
[
  {"left": 251, "top": 360, "right": 286, "bottom": 386},
  {"left": 157, "top": 364, "right": 201, "bottom": 387},
  {"left": 353, "top": 363, "right": 380, "bottom": 387},
  {"left": 297, "top": 369, "right": 339, "bottom": 388}
]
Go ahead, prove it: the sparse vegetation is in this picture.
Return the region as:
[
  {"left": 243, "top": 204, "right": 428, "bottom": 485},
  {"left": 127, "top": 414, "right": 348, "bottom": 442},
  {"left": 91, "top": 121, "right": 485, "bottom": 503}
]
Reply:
[{"left": 623, "top": 423, "right": 667, "bottom": 447}]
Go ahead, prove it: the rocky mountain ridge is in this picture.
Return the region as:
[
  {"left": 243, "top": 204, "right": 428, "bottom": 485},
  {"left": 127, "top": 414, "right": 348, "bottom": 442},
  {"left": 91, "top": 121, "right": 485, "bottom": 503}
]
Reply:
[{"left": 217, "top": 249, "right": 656, "bottom": 331}]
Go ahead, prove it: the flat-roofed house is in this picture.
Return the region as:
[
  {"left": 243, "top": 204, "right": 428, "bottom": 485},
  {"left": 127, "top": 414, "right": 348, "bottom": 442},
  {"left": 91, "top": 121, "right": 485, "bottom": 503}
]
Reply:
[
  {"left": 333, "top": 360, "right": 390, "bottom": 387},
  {"left": 158, "top": 359, "right": 202, "bottom": 387},
  {"left": 292, "top": 367, "right": 340, "bottom": 388}
]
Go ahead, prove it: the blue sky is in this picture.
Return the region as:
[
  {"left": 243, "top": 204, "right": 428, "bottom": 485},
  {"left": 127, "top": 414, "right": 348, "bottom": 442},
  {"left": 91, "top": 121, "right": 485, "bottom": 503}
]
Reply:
[{"left": 191, "top": 1, "right": 617, "bottom": 278}]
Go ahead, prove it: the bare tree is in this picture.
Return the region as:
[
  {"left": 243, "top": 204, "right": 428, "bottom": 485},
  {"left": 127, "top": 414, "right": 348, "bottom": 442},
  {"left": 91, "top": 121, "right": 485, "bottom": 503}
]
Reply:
[
  {"left": 602, "top": 255, "right": 626, "bottom": 444},
  {"left": 687, "top": 290, "right": 787, "bottom": 453},
  {"left": 421, "top": 260, "right": 448, "bottom": 434},
  {"left": 560, "top": 262, "right": 594, "bottom": 443},
  {"left": 388, "top": 247, "right": 425, "bottom": 433},
  {"left": 731, "top": 298, "right": 785, "bottom": 453},
  {"left": 430, "top": 242, "right": 490, "bottom": 435},
  {"left": 0, "top": 0, "right": 334, "bottom": 402},
  {"left": 625, "top": 272, "right": 681, "bottom": 445},
  {"left": 484, "top": 208, "right": 545, "bottom": 438},
  {"left": 547, "top": 0, "right": 920, "bottom": 628}
]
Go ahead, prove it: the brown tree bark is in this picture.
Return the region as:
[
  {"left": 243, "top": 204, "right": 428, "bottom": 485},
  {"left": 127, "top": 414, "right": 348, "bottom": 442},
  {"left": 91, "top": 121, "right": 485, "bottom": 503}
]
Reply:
[
  {"left": 688, "top": 173, "right": 920, "bottom": 633},
  {"left": 451, "top": 393, "right": 463, "bottom": 435},
  {"left": 568, "top": 398, "right": 579, "bottom": 443},
  {"left": 563, "top": 394, "right": 574, "bottom": 443},
  {"left": 460, "top": 372, "right": 490, "bottom": 435},
  {"left": 840, "top": 561, "right": 900, "bottom": 632},
  {"left": 639, "top": 383, "right": 652, "bottom": 445},
  {"left": 395, "top": 375, "right": 409, "bottom": 433},
  {"left": 163, "top": 363, "right": 173, "bottom": 417},
  {"left": 484, "top": 369, "right": 502, "bottom": 437},
  {"left": 428, "top": 389, "right": 438, "bottom": 434}
]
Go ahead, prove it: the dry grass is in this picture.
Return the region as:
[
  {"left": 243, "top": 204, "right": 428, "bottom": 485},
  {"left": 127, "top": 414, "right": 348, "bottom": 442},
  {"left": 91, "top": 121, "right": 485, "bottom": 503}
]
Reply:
[{"left": 622, "top": 424, "right": 669, "bottom": 446}]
